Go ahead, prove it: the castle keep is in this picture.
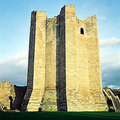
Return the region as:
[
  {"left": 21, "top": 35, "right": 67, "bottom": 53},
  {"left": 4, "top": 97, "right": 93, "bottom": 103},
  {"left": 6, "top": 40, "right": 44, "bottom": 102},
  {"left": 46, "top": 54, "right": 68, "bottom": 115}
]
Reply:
[{"left": 21, "top": 5, "right": 108, "bottom": 111}]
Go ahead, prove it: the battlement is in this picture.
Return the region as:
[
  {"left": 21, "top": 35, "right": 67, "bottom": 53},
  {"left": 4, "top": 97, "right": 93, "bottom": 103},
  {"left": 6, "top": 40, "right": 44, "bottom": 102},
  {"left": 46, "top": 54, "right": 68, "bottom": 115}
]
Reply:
[{"left": 0, "top": 81, "right": 10, "bottom": 86}]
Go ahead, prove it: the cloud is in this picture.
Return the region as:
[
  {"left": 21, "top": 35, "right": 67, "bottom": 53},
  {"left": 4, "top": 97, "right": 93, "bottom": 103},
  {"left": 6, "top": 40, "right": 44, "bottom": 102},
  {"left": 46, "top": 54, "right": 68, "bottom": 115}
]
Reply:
[
  {"left": 100, "top": 37, "right": 120, "bottom": 89},
  {"left": 97, "top": 16, "right": 106, "bottom": 20},
  {"left": 102, "top": 65, "right": 120, "bottom": 89},
  {"left": 100, "top": 37, "right": 120, "bottom": 47},
  {"left": 100, "top": 48, "right": 120, "bottom": 67},
  {"left": 0, "top": 37, "right": 120, "bottom": 89},
  {"left": 82, "top": 3, "right": 90, "bottom": 8},
  {"left": 0, "top": 51, "right": 28, "bottom": 86},
  {"left": 107, "top": 85, "right": 120, "bottom": 89}
]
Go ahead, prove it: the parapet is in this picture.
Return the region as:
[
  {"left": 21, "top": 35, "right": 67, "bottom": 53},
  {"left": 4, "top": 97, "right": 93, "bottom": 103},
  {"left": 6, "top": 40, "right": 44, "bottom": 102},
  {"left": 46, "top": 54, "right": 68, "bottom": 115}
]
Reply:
[{"left": 85, "top": 15, "right": 97, "bottom": 23}]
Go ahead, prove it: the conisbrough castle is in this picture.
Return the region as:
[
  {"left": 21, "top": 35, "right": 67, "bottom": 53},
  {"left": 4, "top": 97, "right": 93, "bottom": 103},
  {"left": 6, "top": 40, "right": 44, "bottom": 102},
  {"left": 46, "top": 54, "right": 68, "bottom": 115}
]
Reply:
[
  {"left": 20, "top": 5, "right": 108, "bottom": 111},
  {"left": 2, "top": 5, "right": 117, "bottom": 112}
]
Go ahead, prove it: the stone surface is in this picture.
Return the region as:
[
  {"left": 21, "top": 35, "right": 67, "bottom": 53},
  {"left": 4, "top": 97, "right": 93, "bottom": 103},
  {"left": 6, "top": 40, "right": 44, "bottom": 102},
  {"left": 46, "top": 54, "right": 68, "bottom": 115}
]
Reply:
[
  {"left": 0, "top": 81, "right": 11, "bottom": 110},
  {"left": 103, "top": 87, "right": 120, "bottom": 112},
  {"left": 0, "top": 81, "right": 26, "bottom": 110},
  {"left": 21, "top": 11, "right": 46, "bottom": 111},
  {"left": 21, "top": 4, "right": 108, "bottom": 111}
]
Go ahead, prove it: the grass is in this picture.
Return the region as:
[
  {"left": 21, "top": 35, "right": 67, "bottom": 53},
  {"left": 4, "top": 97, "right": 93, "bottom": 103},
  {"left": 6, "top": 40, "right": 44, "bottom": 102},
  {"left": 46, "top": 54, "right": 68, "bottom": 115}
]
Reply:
[{"left": 0, "top": 112, "right": 120, "bottom": 120}]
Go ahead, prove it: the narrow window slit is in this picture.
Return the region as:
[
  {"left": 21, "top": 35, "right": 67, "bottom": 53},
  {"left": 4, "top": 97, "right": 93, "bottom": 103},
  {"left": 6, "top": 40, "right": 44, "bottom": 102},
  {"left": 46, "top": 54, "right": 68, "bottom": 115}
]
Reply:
[{"left": 80, "top": 28, "right": 84, "bottom": 35}]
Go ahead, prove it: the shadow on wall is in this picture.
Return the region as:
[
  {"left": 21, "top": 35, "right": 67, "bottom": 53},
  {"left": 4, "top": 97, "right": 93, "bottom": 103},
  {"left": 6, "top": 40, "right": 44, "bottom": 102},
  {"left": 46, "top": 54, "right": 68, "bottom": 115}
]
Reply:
[
  {"left": 20, "top": 11, "right": 36, "bottom": 111},
  {"left": 56, "top": 13, "right": 67, "bottom": 111},
  {"left": 9, "top": 86, "right": 27, "bottom": 110}
]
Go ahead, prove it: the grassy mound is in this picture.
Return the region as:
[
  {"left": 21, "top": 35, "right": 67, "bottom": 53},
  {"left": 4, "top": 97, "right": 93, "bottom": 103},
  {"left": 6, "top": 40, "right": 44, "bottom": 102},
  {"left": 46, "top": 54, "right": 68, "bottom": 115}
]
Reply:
[{"left": 0, "top": 112, "right": 120, "bottom": 120}]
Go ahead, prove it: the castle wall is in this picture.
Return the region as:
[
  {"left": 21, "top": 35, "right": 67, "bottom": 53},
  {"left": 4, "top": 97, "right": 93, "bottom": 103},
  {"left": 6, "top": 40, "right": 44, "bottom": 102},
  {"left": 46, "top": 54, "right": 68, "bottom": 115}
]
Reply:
[
  {"left": 58, "top": 7, "right": 67, "bottom": 111},
  {"left": 64, "top": 5, "right": 107, "bottom": 111},
  {"left": 45, "top": 17, "right": 57, "bottom": 90},
  {"left": 0, "top": 81, "right": 26, "bottom": 110},
  {"left": 65, "top": 5, "right": 78, "bottom": 111},
  {"left": 0, "top": 82, "right": 11, "bottom": 109},
  {"left": 76, "top": 18, "right": 89, "bottom": 89},
  {"left": 27, "top": 11, "right": 46, "bottom": 111},
  {"left": 84, "top": 16, "right": 107, "bottom": 110},
  {"left": 40, "top": 17, "right": 58, "bottom": 111}
]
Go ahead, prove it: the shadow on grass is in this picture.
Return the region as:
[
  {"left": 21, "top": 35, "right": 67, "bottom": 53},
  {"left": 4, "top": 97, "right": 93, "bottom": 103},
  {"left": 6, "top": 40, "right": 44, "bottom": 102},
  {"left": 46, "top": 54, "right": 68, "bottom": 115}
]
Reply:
[{"left": 0, "top": 112, "right": 120, "bottom": 120}]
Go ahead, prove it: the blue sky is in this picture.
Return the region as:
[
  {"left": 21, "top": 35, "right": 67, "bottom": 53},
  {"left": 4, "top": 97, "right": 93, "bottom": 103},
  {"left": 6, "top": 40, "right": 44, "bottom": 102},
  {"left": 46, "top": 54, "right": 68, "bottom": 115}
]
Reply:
[{"left": 0, "top": 0, "right": 120, "bottom": 88}]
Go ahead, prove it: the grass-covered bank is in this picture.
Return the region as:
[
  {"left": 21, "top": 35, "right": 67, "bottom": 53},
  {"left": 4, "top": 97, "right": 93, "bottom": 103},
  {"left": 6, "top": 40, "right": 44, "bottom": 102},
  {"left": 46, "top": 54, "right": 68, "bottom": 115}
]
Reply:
[{"left": 0, "top": 112, "right": 120, "bottom": 120}]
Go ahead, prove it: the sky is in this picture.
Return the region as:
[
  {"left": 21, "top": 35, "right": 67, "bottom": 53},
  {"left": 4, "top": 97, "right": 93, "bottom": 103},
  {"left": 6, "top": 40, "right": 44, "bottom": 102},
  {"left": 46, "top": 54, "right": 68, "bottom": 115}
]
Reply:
[{"left": 0, "top": 0, "right": 120, "bottom": 88}]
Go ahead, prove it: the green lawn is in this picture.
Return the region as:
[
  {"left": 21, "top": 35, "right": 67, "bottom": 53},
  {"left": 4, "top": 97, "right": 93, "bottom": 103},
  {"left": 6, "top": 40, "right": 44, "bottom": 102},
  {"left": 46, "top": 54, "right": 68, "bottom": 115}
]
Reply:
[{"left": 0, "top": 112, "right": 120, "bottom": 120}]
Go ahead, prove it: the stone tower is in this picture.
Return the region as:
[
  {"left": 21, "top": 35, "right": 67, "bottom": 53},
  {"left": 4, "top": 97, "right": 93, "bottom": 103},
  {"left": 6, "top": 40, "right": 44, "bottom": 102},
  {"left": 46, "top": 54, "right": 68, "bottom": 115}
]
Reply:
[{"left": 21, "top": 5, "right": 108, "bottom": 111}]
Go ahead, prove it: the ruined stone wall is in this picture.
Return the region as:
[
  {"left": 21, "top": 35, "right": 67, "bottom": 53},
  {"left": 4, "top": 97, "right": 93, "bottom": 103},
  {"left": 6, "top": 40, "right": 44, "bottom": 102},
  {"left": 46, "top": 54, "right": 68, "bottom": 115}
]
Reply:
[
  {"left": 0, "top": 82, "right": 11, "bottom": 109},
  {"left": 0, "top": 81, "right": 26, "bottom": 110},
  {"left": 11, "top": 85, "right": 27, "bottom": 110}
]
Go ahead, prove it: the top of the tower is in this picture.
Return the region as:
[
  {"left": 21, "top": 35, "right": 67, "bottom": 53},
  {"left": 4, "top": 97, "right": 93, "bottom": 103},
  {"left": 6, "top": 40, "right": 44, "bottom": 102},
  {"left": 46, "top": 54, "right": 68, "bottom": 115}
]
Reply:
[{"left": 59, "top": 4, "right": 76, "bottom": 17}]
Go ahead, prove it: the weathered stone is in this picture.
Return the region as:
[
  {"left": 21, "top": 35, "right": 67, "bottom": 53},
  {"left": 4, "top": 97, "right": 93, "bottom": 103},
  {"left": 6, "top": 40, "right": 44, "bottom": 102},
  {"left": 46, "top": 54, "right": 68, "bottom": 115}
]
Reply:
[
  {"left": 21, "top": 5, "right": 108, "bottom": 111},
  {"left": 0, "top": 81, "right": 26, "bottom": 111},
  {"left": 103, "top": 87, "right": 120, "bottom": 112}
]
